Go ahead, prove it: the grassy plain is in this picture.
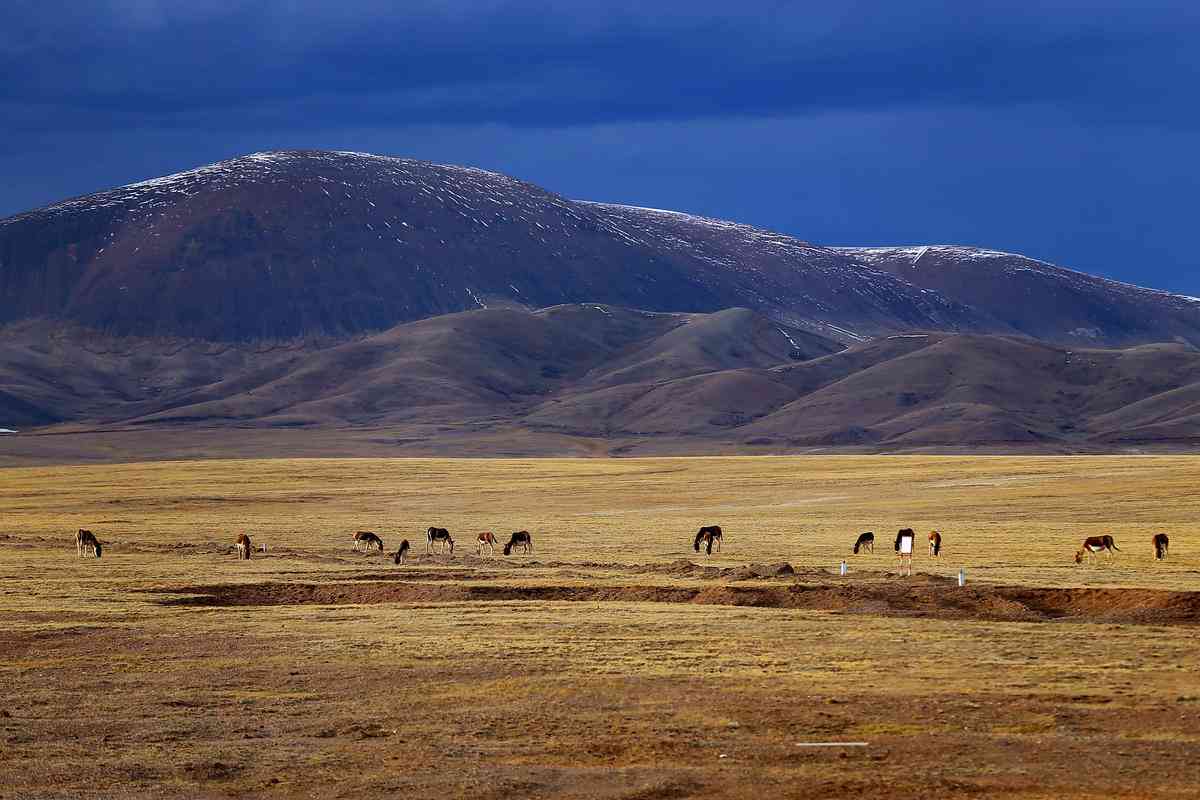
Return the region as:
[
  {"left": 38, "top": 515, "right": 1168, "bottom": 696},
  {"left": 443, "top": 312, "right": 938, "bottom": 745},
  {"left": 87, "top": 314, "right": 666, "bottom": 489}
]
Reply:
[{"left": 2, "top": 456, "right": 1199, "bottom": 798}]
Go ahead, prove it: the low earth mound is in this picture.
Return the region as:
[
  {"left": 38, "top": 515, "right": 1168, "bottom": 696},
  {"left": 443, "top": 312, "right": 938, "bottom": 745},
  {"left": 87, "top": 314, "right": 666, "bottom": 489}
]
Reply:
[{"left": 154, "top": 578, "right": 1200, "bottom": 626}]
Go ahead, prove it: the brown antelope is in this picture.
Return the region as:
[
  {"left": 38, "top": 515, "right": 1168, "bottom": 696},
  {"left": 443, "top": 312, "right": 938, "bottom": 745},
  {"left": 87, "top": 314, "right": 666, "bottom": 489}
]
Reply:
[
  {"left": 353, "top": 531, "right": 384, "bottom": 552},
  {"left": 76, "top": 529, "right": 102, "bottom": 558},
  {"left": 427, "top": 527, "right": 454, "bottom": 554},
  {"left": 503, "top": 531, "right": 533, "bottom": 555},
  {"left": 853, "top": 531, "right": 874, "bottom": 554},
  {"left": 693, "top": 525, "right": 723, "bottom": 556},
  {"left": 1153, "top": 533, "right": 1170, "bottom": 561},
  {"left": 1075, "top": 535, "right": 1120, "bottom": 565},
  {"left": 928, "top": 531, "right": 942, "bottom": 557},
  {"left": 476, "top": 531, "right": 498, "bottom": 555},
  {"left": 236, "top": 533, "right": 252, "bottom": 560},
  {"left": 393, "top": 539, "right": 410, "bottom": 564}
]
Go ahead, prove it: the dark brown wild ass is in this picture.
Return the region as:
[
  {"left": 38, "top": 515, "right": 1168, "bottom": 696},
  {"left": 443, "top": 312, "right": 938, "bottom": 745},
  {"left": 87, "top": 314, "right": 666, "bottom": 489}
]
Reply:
[
  {"left": 427, "top": 527, "right": 454, "bottom": 554},
  {"left": 693, "top": 525, "right": 723, "bottom": 556},
  {"left": 1153, "top": 533, "right": 1170, "bottom": 561},
  {"left": 76, "top": 529, "right": 102, "bottom": 559},
  {"left": 354, "top": 531, "right": 384, "bottom": 552},
  {"left": 503, "top": 531, "right": 533, "bottom": 555}
]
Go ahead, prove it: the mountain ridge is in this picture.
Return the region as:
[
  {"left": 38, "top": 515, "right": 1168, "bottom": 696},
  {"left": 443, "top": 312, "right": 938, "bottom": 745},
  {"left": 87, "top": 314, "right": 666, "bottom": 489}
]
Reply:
[
  {"left": 3, "top": 306, "right": 1200, "bottom": 459},
  {"left": 3, "top": 150, "right": 1200, "bottom": 458},
  {"left": 3, "top": 149, "right": 1197, "bottom": 346}
]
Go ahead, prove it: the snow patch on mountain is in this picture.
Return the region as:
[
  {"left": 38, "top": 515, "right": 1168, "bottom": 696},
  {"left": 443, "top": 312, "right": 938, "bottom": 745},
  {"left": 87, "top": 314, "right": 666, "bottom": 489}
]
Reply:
[{"left": 838, "top": 245, "right": 1200, "bottom": 308}]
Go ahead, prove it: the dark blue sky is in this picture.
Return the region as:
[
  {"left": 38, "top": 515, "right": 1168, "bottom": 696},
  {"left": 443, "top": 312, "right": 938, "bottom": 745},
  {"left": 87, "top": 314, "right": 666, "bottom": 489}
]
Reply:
[{"left": 3, "top": 1, "right": 1198, "bottom": 294}]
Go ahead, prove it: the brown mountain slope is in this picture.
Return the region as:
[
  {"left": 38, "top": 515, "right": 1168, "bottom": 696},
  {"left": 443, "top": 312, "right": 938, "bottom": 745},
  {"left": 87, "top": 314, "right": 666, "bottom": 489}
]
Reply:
[
  {"left": 0, "top": 306, "right": 833, "bottom": 431},
  {"left": 841, "top": 246, "right": 1200, "bottom": 348},
  {"left": 5, "top": 308, "right": 1200, "bottom": 455},
  {"left": 524, "top": 333, "right": 1200, "bottom": 449},
  {"left": 0, "top": 151, "right": 969, "bottom": 342},
  {"left": 3, "top": 150, "right": 1199, "bottom": 347}
]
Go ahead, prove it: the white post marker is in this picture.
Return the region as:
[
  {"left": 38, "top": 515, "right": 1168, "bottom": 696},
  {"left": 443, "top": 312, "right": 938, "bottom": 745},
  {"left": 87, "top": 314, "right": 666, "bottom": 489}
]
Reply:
[
  {"left": 958, "top": 567, "right": 965, "bottom": 587},
  {"left": 840, "top": 560, "right": 848, "bottom": 577}
]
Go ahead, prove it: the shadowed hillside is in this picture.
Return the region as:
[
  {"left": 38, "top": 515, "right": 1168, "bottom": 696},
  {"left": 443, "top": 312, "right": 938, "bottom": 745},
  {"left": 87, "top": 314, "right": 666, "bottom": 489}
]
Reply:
[{"left": 5, "top": 308, "right": 1200, "bottom": 458}]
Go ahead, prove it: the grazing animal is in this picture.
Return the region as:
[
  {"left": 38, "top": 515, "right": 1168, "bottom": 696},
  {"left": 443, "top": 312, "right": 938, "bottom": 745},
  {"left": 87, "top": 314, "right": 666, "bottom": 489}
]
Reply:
[
  {"left": 1074, "top": 535, "right": 1120, "bottom": 565},
  {"left": 353, "top": 530, "right": 384, "bottom": 552},
  {"left": 853, "top": 531, "right": 875, "bottom": 554},
  {"left": 928, "top": 531, "right": 942, "bottom": 557},
  {"left": 1153, "top": 533, "right": 1170, "bottom": 561},
  {"left": 476, "top": 531, "right": 498, "bottom": 555},
  {"left": 236, "top": 533, "right": 252, "bottom": 560},
  {"left": 76, "top": 529, "right": 102, "bottom": 559},
  {"left": 693, "top": 525, "right": 723, "bottom": 556},
  {"left": 427, "top": 527, "right": 454, "bottom": 554},
  {"left": 894, "top": 528, "right": 916, "bottom": 552},
  {"left": 393, "top": 539, "right": 410, "bottom": 565},
  {"left": 503, "top": 530, "right": 533, "bottom": 556},
  {"left": 894, "top": 528, "right": 916, "bottom": 576}
]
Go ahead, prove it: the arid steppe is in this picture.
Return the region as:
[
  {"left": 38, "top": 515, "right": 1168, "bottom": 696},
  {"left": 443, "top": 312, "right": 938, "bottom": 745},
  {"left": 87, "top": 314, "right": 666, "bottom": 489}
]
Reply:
[{"left": 2, "top": 455, "right": 1199, "bottom": 799}]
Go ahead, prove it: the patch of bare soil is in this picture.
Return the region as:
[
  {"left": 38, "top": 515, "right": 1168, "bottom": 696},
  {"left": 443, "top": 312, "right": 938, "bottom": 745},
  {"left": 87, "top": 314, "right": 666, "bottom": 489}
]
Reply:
[{"left": 151, "top": 575, "right": 1200, "bottom": 625}]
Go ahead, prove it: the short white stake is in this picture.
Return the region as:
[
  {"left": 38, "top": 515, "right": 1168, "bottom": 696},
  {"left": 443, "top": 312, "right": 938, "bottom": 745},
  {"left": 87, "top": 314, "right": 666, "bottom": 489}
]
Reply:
[
  {"left": 840, "top": 560, "right": 848, "bottom": 577},
  {"left": 958, "top": 568, "right": 965, "bottom": 587}
]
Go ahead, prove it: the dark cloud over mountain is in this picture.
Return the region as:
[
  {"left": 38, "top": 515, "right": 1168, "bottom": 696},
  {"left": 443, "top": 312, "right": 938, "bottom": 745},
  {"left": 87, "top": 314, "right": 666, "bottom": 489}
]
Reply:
[{"left": 2, "top": 1, "right": 1198, "bottom": 295}]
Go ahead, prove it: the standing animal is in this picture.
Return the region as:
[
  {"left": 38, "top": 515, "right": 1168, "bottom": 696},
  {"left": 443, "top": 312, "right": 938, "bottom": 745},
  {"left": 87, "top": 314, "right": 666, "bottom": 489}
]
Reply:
[
  {"left": 393, "top": 539, "right": 410, "bottom": 564},
  {"left": 693, "top": 525, "right": 723, "bottom": 556},
  {"left": 1074, "top": 535, "right": 1120, "bottom": 565},
  {"left": 853, "top": 532, "right": 874, "bottom": 554},
  {"left": 76, "top": 529, "right": 102, "bottom": 558},
  {"left": 353, "top": 531, "right": 384, "bottom": 552},
  {"left": 928, "top": 531, "right": 942, "bottom": 557},
  {"left": 503, "top": 531, "right": 533, "bottom": 555},
  {"left": 1152, "top": 533, "right": 1170, "bottom": 561},
  {"left": 894, "top": 528, "right": 916, "bottom": 576},
  {"left": 476, "top": 531, "right": 498, "bottom": 555},
  {"left": 236, "top": 533, "right": 252, "bottom": 560},
  {"left": 427, "top": 527, "right": 454, "bottom": 554}
]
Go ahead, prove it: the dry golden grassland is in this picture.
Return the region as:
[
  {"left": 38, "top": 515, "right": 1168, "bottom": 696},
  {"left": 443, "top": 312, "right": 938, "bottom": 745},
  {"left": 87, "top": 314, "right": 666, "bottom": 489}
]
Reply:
[{"left": 2, "top": 456, "right": 1199, "bottom": 799}]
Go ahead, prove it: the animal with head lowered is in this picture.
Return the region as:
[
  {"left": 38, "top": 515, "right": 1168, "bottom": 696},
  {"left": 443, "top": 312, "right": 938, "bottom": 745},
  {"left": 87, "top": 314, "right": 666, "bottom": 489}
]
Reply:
[
  {"left": 1075, "top": 535, "right": 1120, "bottom": 565},
  {"left": 503, "top": 531, "right": 533, "bottom": 556},
  {"left": 1153, "top": 533, "right": 1170, "bottom": 561},
  {"left": 393, "top": 539, "right": 410, "bottom": 564},
  {"left": 476, "top": 531, "right": 498, "bottom": 555},
  {"left": 894, "top": 529, "right": 916, "bottom": 552},
  {"left": 76, "top": 529, "right": 101, "bottom": 558},
  {"left": 236, "top": 533, "right": 252, "bottom": 560},
  {"left": 853, "top": 531, "right": 874, "bottom": 554},
  {"left": 354, "top": 530, "right": 384, "bottom": 552},
  {"left": 693, "top": 525, "right": 723, "bottom": 556},
  {"left": 427, "top": 527, "right": 454, "bottom": 554},
  {"left": 928, "top": 531, "right": 942, "bottom": 557}
]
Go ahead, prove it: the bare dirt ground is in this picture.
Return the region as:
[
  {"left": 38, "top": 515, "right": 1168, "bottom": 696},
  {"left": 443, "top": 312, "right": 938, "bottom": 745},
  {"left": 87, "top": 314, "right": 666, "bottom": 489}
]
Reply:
[{"left": 2, "top": 456, "right": 1199, "bottom": 798}]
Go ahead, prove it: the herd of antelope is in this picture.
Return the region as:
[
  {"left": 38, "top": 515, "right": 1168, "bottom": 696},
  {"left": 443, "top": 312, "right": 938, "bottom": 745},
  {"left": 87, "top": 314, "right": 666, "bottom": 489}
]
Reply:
[
  {"left": 72, "top": 524, "right": 1173, "bottom": 569},
  {"left": 848, "top": 528, "right": 1171, "bottom": 566}
]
